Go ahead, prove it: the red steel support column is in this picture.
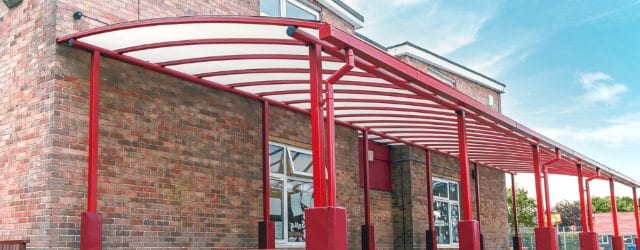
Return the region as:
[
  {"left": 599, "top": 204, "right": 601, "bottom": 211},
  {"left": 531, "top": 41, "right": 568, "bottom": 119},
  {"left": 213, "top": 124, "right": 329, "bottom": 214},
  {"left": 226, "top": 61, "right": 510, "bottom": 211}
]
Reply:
[
  {"left": 258, "top": 101, "right": 275, "bottom": 249},
  {"left": 633, "top": 188, "right": 640, "bottom": 245},
  {"left": 305, "top": 43, "right": 347, "bottom": 250},
  {"left": 585, "top": 180, "right": 594, "bottom": 232},
  {"left": 532, "top": 144, "right": 559, "bottom": 250},
  {"left": 426, "top": 149, "right": 437, "bottom": 250},
  {"left": 81, "top": 51, "right": 103, "bottom": 250},
  {"left": 610, "top": 178, "right": 624, "bottom": 250},
  {"left": 473, "top": 164, "right": 485, "bottom": 250},
  {"left": 361, "top": 130, "right": 375, "bottom": 250},
  {"left": 543, "top": 166, "right": 552, "bottom": 227},
  {"left": 511, "top": 174, "right": 523, "bottom": 250},
  {"left": 456, "top": 110, "right": 481, "bottom": 250},
  {"left": 577, "top": 164, "right": 598, "bottom": 250},
  {"left": 325, "top": 74, "right": 337, "bottom": 207}
]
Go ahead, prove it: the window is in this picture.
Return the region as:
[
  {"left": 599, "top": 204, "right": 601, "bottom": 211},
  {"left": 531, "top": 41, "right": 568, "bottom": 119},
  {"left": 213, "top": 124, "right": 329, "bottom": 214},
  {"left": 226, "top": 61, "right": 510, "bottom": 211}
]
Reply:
[
  {"left": 269, "top": 142, "right": 314, "bottom": 245},
  {"left": 433, "top": 178, "right": 460, "bottom": 247},
  {"left": 260, "top": 0, "right": 319, "bottom": 20},
  {"left": 623, "top": 235, "right": 634, "bottom": 246},
  {"left": 598, "top": 235, "right": 609, "bottom": 245}
]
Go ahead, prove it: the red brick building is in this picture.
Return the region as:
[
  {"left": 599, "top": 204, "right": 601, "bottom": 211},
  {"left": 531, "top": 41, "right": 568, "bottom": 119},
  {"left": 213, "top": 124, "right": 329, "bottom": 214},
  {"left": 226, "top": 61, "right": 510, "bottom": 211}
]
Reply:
[{"left": 1, "top": 0, "right": 638, "bottom": 250}]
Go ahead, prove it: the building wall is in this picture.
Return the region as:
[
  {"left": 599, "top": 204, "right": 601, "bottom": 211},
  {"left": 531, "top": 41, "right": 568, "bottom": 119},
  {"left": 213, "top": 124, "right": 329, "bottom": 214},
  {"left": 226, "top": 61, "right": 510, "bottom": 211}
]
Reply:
[{"left": 0, "top": 0, "right": 59, "bottom": 247}]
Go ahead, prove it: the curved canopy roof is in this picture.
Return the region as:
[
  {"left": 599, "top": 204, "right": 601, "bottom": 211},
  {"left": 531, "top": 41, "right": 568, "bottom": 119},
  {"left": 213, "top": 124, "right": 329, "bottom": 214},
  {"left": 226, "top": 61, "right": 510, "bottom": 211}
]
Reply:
[{"left": 57, "top": 16, "right": 637, "bottom": 186}]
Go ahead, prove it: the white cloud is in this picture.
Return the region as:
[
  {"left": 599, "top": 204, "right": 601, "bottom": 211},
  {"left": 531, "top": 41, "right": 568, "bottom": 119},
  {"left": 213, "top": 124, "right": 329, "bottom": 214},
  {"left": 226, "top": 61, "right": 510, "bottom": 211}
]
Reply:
[
  {"left": 577, "top": 72, "right": 628, "bottom": 104},
  {"left": 536, "top": 112, "right": 640, "bottom": 148}
]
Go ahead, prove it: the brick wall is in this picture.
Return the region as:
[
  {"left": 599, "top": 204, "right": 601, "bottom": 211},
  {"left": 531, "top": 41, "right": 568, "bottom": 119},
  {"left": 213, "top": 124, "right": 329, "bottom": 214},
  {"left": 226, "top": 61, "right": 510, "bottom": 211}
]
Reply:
[{"left": 0, "top": 0, "right": 59, "bottom": 247}]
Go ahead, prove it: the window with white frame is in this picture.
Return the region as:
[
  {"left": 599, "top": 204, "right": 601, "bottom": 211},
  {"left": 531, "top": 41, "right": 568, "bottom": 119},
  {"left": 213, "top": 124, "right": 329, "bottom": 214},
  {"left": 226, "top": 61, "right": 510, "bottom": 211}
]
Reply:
[
  {"left": 260, "top": 0, "right": 319, "bottom": 20},
  {"left": 433, "top": 178, "right": 460, "bottom": 247},
  {"left": 598, "top": 235, "right": 609, "bottom": 245},
  {"left": 269, "top": 142, "right": 314, "bottom": 245},
  {"left": 623, "top": 235, "right": 634, "bottom": 245}
]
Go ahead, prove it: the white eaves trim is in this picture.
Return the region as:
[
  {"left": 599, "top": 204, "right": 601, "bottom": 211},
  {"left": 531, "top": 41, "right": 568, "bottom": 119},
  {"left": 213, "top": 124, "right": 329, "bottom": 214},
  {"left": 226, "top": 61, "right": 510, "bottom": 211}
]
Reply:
[
  {"left": 316, "top": 0, "right": 364, "bottom": 29},
  {"left": 387, "top": 43, "right": 506, "bottom": 93}
]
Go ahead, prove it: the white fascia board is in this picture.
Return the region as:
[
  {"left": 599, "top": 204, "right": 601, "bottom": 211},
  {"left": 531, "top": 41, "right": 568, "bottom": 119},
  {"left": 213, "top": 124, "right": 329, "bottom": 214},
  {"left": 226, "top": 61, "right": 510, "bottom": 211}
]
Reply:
[
  {"left": 387, "top": 44, "right": 506, "bottom": 93},
  {"left": 316, "top": 0, "right": 364, "bottom": 29}
]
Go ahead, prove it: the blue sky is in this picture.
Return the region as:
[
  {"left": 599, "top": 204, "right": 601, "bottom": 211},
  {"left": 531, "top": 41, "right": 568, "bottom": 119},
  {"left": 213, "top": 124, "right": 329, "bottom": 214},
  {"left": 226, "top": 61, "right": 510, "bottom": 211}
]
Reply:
[{"left": 342, "top": 0, "right": 640, "bottom": 202}]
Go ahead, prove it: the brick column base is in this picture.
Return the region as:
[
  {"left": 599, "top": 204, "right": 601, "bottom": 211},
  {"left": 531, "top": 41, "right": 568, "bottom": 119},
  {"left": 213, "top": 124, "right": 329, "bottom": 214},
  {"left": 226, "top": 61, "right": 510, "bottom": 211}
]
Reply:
[
  {"left": 512, "top": 236, "right": 523, "bottom": 250},
  {"left": 534, "top": 227, "right": 559, "bottom": 250},
  {"left": 305, "top": 207, "right": 347, "bottom": 250},
  {"left": 258, "top": 221, "right": 275, "bottom": 249},
  {"left": 578, "top": 232, "right": 598, "bottom": 250},
  {"left": 80, "top": 212, "right": 102, "bottom": 250},
  {"left": 459, "top": 220, "right": 481, "bottom": 250},
  {"left": 612, "top": 236, "right": 624, "bottom": 250},
  {"left": 361, "top": 224, "right": 375, "bottom": 250},
  {"left": 426, "top": 229, "right": 437, "bottom": 250}
]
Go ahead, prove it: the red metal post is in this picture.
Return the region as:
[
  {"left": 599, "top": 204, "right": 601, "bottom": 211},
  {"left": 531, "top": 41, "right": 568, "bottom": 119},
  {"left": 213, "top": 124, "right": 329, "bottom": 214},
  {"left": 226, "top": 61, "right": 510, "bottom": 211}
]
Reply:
[
  {"left": 305, "top": 42, "right": 347, "bottom": 250},
  {"left": 456, "top": 109, "right": 481, "bottom": 250},
  {"left": 361, "top": 130, "right": 375, "bottom": 250},
  {"left": 586, "top": 181, "right": 593, "bottom": 232},
  {"left": 258, "top": 101, "right": 275, "bottom": 249},
  {"left": 532, "top": 144, "right": 545, "bottom": 226},
  {"left": 610, "top": 178, "right": 624, "bottom": 250},
  {"left": 577, "top": 164, "right": 588, "bottom": 232},
  {"left": 426, "top": 149, "right": 437, "bottom": 250},
  {"left": 511, "top": 174, "right": 523, "bottom": 250},
  {"left": 474, "top": 164, "right": 485, "bottom": 250},
  {"left": 511, "top": 174, "right": 519, "bottom": 237},
  {"left": 325, "top": 66, "right": 337, "bottom": 207},
  {"left": 543, "top": 166, "right": 552, "bottom": 227},
  {"left": 633, "top": 188, "right": 640, "bottom": 245},
  {"left": 308, "top": 43, "right": 327, "bottom": 207},
  {"left": 81, "top": 51, "right": 103, "bottom": 250}
]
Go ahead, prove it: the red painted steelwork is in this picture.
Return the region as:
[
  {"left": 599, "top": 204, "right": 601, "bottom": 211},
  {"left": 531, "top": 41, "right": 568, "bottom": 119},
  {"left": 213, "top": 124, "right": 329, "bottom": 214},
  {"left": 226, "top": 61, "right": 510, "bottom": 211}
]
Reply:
[
  {"left": 474, "top": 164, "right": 482, "bottom": 232},
  {"left": 308, "top": 44, "right": 327, "bottom": 207},
  {"left": 262, "top": 101, "right": 270, "bottom": 222},
  {"left": 115, "top": 38, "right": 303, "bottom": 53},
  {"left": 87, "top": 51, "right": 100, "bottom": 213},
  {"left": 511, "top": 174, "right": 519, "bottom": 237},
  {"left": 586, "top": 181, "right": 594, "bottom": 232},
  {"left": 543, "top": 165, "right": 552, "bottom": 227},
  {"left": 610, "top": 178, "right": 620, "bottom": 237},
  {"left": 362, "top": 131, "right": 371, "bottom": 225},
  {"left": 456, "top": 110, "right": 473, "bottom": 221},
  {"left": 426, "top": 149, "right": 435, "bottom": 232},
  {"left": 532, "top": 145, "right": 545, "bottom": 226},
  {"left": 577, "top": 164, "right": 588, "bottom": 233},
  {"left": 634, "top": 188, "right": 640, "bottom": 244}
]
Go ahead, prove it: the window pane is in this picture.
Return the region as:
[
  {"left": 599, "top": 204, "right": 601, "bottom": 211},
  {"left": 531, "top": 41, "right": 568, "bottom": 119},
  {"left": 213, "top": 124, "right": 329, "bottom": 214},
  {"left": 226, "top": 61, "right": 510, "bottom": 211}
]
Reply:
[
  {"left": 290, "top": 150, "right": 312, "bottom": 175},
  {"left": 451, "top": 204, "right": 460, "bottom": 243},
  {"left": 434, "top": 200, "right": 450, "bottom": 244},
  {"left": 287, "top": 180, "right": 313, "bottom": 242},
  {"left": 270, "top": 179, "right": 285, "bottom": 239},
  {"left": 286, "top": 1, "right": 317, "bottom": 20},
  {"left": 433, "top": 181, "right": 448, "bottom": 198},
  {"left": 270, "top": 145, "right": 285, "bottom": 174},
  {"left": 260, "top": 0, "right": 281, "bottom": 16},
  {"left": 449, "top": 183, "right": 459, "bottom": 201}
]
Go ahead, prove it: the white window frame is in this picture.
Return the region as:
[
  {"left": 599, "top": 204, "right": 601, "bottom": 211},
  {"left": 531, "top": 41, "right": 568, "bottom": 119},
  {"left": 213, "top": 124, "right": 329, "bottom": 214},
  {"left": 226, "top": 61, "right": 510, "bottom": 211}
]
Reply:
[
  {"left": 433, "top": 177, "right": 460, "bottom": 248},
  {"left": 623, "top": 235, "right": 634, "bottom": 245},
  {"left": 269, "top": 142, "right": 313, "bottom": 248},
  {"left": 260, "top": 0, "right": 320, "bottom": 20},
  {"left": 598, "top": 235, "right": 609, "bottom": 245}
]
